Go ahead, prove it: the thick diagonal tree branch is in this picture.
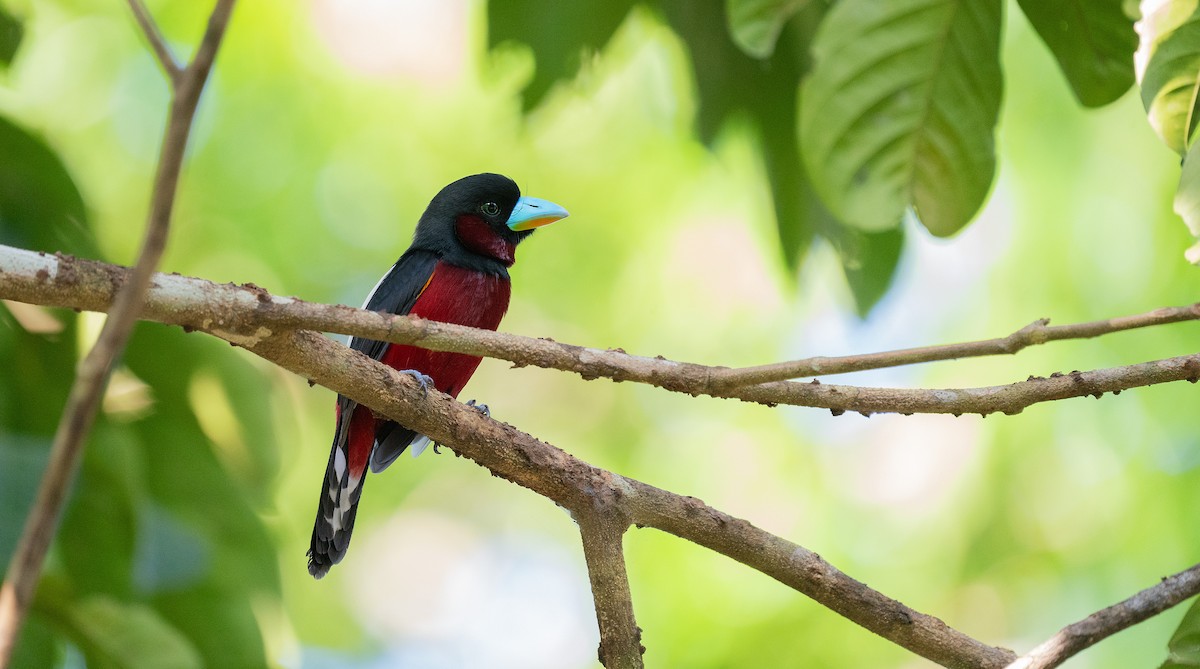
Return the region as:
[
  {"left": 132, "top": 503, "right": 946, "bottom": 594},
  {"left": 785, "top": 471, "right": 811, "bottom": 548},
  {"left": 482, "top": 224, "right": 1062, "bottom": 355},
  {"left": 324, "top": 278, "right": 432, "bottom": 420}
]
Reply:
[
  {"left": 1, "top": 247, "right": 1198, "bottom": 418},
  {"left": 231, "top": 329, "right": 1019, "bottom": 669},
  {"left": 0, "top": 2, "right": 235, "bottom": 666}
]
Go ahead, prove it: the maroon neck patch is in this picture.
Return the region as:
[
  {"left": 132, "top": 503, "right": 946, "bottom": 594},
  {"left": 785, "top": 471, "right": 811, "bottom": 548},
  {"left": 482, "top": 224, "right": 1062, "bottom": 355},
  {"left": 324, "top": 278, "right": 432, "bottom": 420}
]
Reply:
[{"left": 454, "top": 214, "right": 517, "bottom": 266}]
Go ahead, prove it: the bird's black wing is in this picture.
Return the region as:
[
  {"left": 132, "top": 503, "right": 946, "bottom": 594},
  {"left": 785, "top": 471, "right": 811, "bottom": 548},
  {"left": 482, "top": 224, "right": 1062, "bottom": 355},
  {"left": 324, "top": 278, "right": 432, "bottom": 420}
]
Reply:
[
  {"left": 346, "top": 249, "right": 437, "bottom": 472},
  {"left": 350, "top": 248, "right": 440, "bottom": 361}
]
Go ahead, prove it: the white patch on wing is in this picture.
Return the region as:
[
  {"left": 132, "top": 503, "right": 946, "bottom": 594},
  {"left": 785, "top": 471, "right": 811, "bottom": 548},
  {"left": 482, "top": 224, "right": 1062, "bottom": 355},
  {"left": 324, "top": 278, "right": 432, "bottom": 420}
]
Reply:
[
  {"left": 409, "top": 435, "right": 431, "bottom": 458},
  {"left": 329, "top": 474, "right": 362, "bottom": 533},
  {"left": 333, "top": 447, "right": 347, "bottom": 481}
]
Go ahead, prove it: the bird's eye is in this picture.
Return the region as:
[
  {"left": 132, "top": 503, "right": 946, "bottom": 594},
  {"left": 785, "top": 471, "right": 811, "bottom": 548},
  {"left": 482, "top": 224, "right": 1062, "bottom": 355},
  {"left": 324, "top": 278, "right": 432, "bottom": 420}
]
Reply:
[{"left": 480, "top": 202, "right": 501, "bottom": 217}]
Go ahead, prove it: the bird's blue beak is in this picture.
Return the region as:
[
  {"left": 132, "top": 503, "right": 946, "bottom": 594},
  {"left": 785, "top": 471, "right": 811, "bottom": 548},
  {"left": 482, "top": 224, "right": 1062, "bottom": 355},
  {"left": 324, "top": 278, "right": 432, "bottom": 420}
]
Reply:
[{"left": 506, "top": 196, "right": 569, "bottom": 231}]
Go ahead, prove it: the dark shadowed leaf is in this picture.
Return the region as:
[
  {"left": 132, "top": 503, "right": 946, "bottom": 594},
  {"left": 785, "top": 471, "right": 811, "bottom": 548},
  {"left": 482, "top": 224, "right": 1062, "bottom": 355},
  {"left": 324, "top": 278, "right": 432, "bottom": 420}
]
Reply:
[
  {"left": 800, "top": 0, "right": 1003, "bottom": 237},
  {"left": 1137, "top": 3, "right": 1200, "bottom": 157},
  {"left": 0, "top": 5, "right": 21, "bottom": 69},
  {"left": 1016, "top": 0, "right": 1137, "bottom": 107},
  {"left": 58, "top": 425, "right": 142, "bottom": 600},
  {"left": 830, "top": 224, "right": 905, "bottom": 317},
  {"left": 659, "top": 0, "right": 830, "bottom": 267},
  {"left": 725, "top": 0, "right": 810, "bottom": 58},
  {"left": 0, "top": 115, "right": 95, "bottom": 256},
  {"left": 487, "top": 0, "right": 636, "bottom": 109},
  {"left": 1161, "top": 596, "right": 1200, "bottom": 668}
]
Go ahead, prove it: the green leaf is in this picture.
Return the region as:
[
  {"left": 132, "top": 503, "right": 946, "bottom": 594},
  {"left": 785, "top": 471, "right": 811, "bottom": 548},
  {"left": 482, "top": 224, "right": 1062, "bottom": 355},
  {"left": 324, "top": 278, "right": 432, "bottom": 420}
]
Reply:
[
  {"left": 0, "top": 115, "right": 95, "bottom": 256},
  {"left": 1161, "top": 596, "right": 1200, "bottom": 668},
  {"left": 660, "top": 0, "right": 828, "bottom": 266},
  {"left": 8, "top": 613, "right": 61, "bottom": 669},
  {"left": 799, "top": 0, "right": 1003, "bottom": 237},
  {"left": 64, "top": 597, "right": 203, "bottom": 669},
  {"left": 487, "top": 0, "right": 636, "bottom": 109},
  {"left": 725, "top": 0, "right": 810, "bottom": 58},
  {"left": 1137, "top": 2, "right": 1200, "bottom": 156},
  {"left": 0, "top": 5, "right": 21, "bottom": 69},
  {"left": 1174, "top": 136, "right": 1200, "bottom": 263},
  {"left": 1016, "top": 0, "right": 1136, "bottom": 107},
  {"left": 830, "top": 224, "right": 906, "bottom": 317}
]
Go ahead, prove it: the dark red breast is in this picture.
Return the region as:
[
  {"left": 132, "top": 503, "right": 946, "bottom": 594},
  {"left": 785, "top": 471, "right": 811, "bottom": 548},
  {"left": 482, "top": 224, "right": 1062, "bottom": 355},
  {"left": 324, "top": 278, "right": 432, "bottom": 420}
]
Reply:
[{"left": 379, "top": 260, "right": 511, "bottom": 397}]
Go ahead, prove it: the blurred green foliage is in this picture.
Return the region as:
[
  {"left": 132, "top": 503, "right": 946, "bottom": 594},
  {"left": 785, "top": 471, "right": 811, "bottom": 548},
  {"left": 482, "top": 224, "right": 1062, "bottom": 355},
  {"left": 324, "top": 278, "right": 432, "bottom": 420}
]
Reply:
[{"left": 0, "top": 0, "right": 1198, "bottom": 667}]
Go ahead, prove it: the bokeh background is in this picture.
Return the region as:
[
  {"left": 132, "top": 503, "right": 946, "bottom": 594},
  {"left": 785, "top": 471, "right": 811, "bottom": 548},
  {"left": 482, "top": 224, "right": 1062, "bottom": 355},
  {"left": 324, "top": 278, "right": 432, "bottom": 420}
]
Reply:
[{"left": 1, "top": 0, "right": 1199, "bottom": 667}]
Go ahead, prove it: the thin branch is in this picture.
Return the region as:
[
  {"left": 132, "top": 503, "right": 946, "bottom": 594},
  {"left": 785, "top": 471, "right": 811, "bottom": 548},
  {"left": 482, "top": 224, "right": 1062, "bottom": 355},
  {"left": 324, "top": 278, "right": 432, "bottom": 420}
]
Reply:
[
  {"left": 712, "top": 305, "right": 1200, "bottom": 388},
  {"left": 577, "top": 514, "right": 643, "bottom": 669},
  {"left": 232, "top": 327, "right": 1018, "bottom": 669},
  {"left": 126, "top": 0, "right": 182, "bottom": 83},
  {"left": 1, "top": 247, "right": 1198, "bottom": 418},
  {"left": 1006, "top": 563, "right": 1200, "bottom": 669},
  {"left": 0, "top": 2, "right": 235, "bottom": 665}
]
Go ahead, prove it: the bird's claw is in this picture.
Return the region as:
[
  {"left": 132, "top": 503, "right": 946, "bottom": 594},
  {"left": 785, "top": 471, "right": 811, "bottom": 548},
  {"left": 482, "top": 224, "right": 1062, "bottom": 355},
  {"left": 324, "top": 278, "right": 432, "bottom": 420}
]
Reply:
[
  {"left": 398, "top": 369, "right": 435, "bottom": 395},
  {"left": 465, "top": 399, "right": 490, "bottom": 417}
]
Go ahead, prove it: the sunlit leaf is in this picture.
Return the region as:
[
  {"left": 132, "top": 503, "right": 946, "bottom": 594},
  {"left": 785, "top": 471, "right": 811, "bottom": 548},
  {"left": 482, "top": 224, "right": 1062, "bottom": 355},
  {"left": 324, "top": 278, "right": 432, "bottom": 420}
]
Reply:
[
  {"left": 1136, "top": 2, "right": 1200, "bottom": 156},
  {"left": 0, "top": 4, "right": 21, "bottom": 69},
  {"left": 1175, "top": 131, "right": 1200, "bottom": 263},
  {"left": 1161, "top": 596, "right": 1200, "bottom": 668},
  {"left": 1016, "top": 0, "right": 1137, "bottom": 107},
  {"left": 487, "top": 0, "right": 636, "bottom": 109},
  {"left": 64, "top": 597, "right": 203, "bottom": 669},
  {"left": 799, "top": 0, "right": 1003, "bottom": 236},
  {"left": 725, "top": 0, "right": 810, "bottom": 58}
]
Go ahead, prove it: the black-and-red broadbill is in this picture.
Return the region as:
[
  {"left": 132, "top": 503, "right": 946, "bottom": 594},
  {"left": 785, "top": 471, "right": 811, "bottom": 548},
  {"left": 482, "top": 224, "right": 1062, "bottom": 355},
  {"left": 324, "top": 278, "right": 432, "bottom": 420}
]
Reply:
[{"left": 307, "top": 173, "right": 568, "bottom": 578}]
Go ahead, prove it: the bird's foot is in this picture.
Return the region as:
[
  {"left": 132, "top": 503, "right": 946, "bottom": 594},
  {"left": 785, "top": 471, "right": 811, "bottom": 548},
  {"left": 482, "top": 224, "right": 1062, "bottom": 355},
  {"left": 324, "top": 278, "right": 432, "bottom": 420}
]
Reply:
[
  {"left": 465, "top": 399, "right": 490, "bottom": 417},
  {"left": 397, "top": 369, "right": 435, "bottom": 395}
]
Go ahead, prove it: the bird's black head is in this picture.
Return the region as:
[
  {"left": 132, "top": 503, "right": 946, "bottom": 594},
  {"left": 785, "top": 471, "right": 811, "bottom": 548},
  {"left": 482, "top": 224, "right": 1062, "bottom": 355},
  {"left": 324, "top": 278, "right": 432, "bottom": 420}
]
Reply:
[{"left": 410, "top": 173, "right": 568, "bottom": 276}]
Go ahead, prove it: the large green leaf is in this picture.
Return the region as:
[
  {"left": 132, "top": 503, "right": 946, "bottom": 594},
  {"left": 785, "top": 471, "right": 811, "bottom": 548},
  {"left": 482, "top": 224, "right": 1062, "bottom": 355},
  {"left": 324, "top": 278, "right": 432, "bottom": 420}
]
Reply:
[
  {"left": 725, "top": 0, "right": 810, "bottom": 58},
  {"left": 799, "top": 0, "right": 1003, "bottom": 237},
  {"left": 487, "top": 0, "right": 636, "bottom": 109},
  {"left": 1016, "top": 0, "right": 1136, "bottom": 107},
  {"left": 1161, "top": 596, "right": 1200, "bottom": 668},
  {"left": 1137, "top": 2, "right": 1200, "bottom": 156}
]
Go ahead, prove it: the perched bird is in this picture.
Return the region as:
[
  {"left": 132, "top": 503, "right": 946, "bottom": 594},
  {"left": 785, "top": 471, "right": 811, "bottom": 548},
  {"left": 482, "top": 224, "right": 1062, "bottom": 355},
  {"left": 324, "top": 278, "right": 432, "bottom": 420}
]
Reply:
[{"left": 307, "top": 173, "right": 568, "bottom": 578}]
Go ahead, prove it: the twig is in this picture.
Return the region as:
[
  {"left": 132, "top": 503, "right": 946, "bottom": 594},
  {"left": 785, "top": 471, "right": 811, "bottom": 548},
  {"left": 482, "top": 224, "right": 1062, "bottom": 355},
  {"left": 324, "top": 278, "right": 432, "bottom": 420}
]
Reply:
[
  {"left": 1005, "top": 563, "right": 1200, "bottom": 669},
  {"left": 1, "top": 247, "right": 1198, "bottom": 418},
  {"left": 231, "top": 328, "right": 1018, "bottom": 669},
  {"left": 577, "top": 514, "right": 642, "bottom": 668},
  {"left": 0, "top": 2, "right": 235, "bottom": 666},
  {"left": 712, "top": 305, "right": 1200, "bottom": 388},
  {"left": 126, "top": 0, "right": 182, "bottom": 82}
]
